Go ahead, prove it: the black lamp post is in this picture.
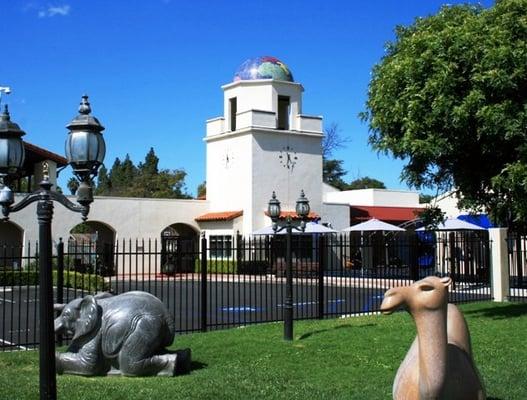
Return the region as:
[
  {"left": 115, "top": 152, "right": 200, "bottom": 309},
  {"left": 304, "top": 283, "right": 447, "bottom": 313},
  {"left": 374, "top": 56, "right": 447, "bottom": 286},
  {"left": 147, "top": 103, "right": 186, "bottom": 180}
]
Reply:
[
  {"left": 267, "top": 190, "right": 310, "bottom": 341},
  {"left": 0, "top": 96, "right": 105, "bottom": 400}
]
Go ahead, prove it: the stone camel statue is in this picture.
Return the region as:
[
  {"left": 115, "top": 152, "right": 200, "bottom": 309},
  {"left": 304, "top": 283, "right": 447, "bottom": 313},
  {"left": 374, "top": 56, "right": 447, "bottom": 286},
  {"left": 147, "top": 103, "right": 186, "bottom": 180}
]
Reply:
[{"left": 380, "top": 276, "right": 486, "bottom": 400}]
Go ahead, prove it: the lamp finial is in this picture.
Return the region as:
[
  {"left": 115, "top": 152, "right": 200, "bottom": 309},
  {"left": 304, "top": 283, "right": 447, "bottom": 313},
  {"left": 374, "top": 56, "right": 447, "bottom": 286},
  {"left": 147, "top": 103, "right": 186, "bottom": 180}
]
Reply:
[{"left": 79, "top": 95, "right": 91, "bottom": 115}]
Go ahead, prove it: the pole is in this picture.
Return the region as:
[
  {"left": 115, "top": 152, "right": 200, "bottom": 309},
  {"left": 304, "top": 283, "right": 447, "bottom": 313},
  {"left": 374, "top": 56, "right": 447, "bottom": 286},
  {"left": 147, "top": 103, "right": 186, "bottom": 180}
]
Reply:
[
  {"left": 317, "top": 235, "right": 325, "bottom": 320},
  {"left": 284, "top": 220, "right": 293, "bottom": 341},
  {"left": 37, "top": 197, "right": 56, "bottom": 400},
  {"left": 56, "top": 238, "right": 64, "bottom": 347},
  {"left": 200, "top": 233, "right": 207, "bottom": 333}
]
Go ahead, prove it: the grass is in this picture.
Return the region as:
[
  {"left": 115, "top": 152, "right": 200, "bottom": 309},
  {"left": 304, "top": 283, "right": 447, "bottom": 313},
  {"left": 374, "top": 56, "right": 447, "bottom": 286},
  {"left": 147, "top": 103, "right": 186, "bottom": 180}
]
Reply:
[{"left": 1, "top": 301, "right": 526, "bottom": 399}]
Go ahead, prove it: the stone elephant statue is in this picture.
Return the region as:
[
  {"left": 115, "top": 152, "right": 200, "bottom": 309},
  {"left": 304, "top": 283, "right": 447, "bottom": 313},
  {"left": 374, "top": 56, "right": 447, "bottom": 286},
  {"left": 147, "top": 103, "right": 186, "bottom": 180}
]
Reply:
[{"left": 54, "top": 291, "right": 191, "bottom": 377}]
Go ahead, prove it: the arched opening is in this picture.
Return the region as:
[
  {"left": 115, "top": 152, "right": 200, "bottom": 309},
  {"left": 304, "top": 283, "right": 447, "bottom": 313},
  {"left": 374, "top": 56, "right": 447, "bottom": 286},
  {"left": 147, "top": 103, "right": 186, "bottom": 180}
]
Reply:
[
  {"left": 0, "top": 221, "right": 23, "bottom": 269},
  {"left": 69, "top": 221, "right": 116, "bottom": 276},
  {"left": 160, "top": 223, "right": 199, "bottom": 274}
]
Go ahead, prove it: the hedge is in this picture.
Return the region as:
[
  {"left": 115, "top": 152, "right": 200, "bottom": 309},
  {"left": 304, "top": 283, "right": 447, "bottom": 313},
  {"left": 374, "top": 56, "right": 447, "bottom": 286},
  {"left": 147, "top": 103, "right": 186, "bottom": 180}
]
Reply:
[{"left": 0, "top": 269, "right": 107, "bottom": 291}]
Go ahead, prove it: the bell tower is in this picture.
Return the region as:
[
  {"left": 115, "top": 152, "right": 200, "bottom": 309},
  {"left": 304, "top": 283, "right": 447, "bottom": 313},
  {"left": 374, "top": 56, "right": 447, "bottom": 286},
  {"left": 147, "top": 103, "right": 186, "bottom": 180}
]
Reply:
[{"left": 205, "top": 56, "right": 324, "bottom": 235}]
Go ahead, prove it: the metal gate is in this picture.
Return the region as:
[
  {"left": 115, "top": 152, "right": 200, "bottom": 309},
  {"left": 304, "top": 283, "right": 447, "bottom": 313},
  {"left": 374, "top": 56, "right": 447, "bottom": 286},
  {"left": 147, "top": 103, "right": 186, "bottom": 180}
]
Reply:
[{"left": 508, "top": 233, "right": 527, "bottom": 302}]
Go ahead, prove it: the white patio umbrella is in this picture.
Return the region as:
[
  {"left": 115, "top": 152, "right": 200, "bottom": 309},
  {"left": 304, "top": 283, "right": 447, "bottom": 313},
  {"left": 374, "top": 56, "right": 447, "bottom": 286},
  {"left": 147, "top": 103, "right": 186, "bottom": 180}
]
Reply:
[
  {"left": 252, "top": 221, "right": 337, "bottom": 235},
  {"left": 416, "top": 218, "right": 485, "bottom": 231},
  {"left": 341, "top": 218, "right": 405, "bottom": 232},
  {"left": 341, "top": 219, "right": 404, "bottom": 270}
]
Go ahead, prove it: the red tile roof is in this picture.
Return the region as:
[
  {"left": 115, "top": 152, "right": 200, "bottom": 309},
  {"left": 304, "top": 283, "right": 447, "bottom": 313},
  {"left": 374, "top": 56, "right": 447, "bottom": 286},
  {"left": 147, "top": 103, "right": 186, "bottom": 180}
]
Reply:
[
  {"left": 195, "top": 210, "right": 243, "bottom": 222},
  {"left": 350, "top": 206, "right": 424, "bottom": 222},
  {"left": 24, "top": 142, "right": 68, "bottom": 166},
  {"left": 265, "top": 211, "right": 320, "bottom": 220}
]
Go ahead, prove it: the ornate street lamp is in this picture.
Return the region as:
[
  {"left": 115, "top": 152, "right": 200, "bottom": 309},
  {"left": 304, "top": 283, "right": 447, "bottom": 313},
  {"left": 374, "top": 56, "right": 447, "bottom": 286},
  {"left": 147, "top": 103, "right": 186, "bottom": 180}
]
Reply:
[
  {"left": 267, "top": 190, "right": 310, "bottom": 341},
  {"left": 0, "top": 96, "right": 105, "bottom": 400}
]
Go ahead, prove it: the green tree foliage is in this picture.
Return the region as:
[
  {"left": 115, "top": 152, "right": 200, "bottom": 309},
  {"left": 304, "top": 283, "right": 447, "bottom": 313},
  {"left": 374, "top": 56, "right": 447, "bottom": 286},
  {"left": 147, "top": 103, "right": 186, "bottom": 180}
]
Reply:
[
  {"left": 94, "top": 148, "right": 191, "bottom": 199},
  {"left": 419, "top": 193, "right": 434, "bottom": 204},
  {"left": 361, "top": 0, "right": 527, "bottom": 227},
  {"left": 323, "top": 159, "right": 348, "bottom": 190},
  {"left": 347, "top": 176, "right": 386, "bottom": 190},
  {"left": 95, "top": 165, "right": 111, "bottom": 195},
  {"left": 66, "top": 177, "right": 79, "bottom": 195},
  {"left": 197, "top": 181, "right": 206, "bottom": 198},
  {"left": 70, "top": 222, "right": 94, "bottom": 234}
]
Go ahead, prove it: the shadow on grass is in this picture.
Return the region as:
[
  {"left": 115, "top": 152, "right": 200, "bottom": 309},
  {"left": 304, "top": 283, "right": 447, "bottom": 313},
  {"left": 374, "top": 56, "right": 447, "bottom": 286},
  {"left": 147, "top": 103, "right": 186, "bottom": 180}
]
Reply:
[
  {"left": 465, "top": 302, "right": 527, "bottom": 319},
  {"left": 487, "top": 397, "right": 505, "bottom": 400},
  {"left": 298, "top": 323, "right": 376, "bottom": 340},
  {"left": 189, "top": 360, "right": 207, "bottom": 371},
  {"left": 165, "top": 349, "right": 208, "bottom": 372}
]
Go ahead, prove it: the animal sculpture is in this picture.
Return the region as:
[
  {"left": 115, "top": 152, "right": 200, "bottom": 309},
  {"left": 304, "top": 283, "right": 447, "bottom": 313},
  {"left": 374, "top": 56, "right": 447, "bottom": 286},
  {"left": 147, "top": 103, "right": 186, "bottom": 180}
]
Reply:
[
  {"left": 54, "top": 291, "right": 191, "bottom": 377},
  {"left": 380, "top": 276, "right": 486, "bottom": 400}
]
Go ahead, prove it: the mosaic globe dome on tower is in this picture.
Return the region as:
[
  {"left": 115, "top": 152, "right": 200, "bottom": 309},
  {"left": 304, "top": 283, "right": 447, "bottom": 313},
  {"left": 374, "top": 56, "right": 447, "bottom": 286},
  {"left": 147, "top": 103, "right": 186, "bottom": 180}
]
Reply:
[{"left": 233, "top": 56, "right": 294, "bottom": 82}]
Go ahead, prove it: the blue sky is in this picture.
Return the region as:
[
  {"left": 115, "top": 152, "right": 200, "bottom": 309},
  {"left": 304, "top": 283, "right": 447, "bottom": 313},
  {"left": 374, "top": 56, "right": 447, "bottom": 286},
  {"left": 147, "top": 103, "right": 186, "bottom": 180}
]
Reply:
[{"left": 1, "top": 0, "right": 493, "bottom": 196}]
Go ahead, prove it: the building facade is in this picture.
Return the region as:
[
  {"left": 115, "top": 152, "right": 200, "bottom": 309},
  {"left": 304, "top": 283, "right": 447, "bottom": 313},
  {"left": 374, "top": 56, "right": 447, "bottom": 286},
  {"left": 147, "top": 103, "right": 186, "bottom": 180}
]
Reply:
[{"left": 2, "top": 57, "right": 426, "bottom": 268}]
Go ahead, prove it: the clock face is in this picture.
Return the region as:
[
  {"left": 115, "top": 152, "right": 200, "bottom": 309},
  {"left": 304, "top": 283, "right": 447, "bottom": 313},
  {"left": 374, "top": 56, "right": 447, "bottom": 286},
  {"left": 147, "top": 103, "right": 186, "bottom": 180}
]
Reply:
[
  {"left": 222, "top": 150, "right": 234, "bottom": 168},
  {"left": 279, "top": 145, "right": 297, "bottom": 170}
]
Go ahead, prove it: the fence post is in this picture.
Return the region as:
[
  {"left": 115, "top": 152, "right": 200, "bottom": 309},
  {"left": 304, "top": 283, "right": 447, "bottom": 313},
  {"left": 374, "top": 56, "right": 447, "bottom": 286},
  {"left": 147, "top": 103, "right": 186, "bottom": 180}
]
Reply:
[
  {"left": 56, "top": 238, "right": 64, "bottom": 346},
  {"left": 200, "top": 233, "right": 207, "bottom": 332},
  {"left": 236, "top": 230, "right": 242, "bottom": 265},
  {"left": 317, "top": 235, "right": 325, "bottom": 320},
  {"left": 489, "top": 228, "right": 509, "bottom": 302},
  {"left": 448, "top": 232, "right": 457, "bottom": 290},
  {"left": 409, "top": 233, "right": 419, "bottom": 281}
]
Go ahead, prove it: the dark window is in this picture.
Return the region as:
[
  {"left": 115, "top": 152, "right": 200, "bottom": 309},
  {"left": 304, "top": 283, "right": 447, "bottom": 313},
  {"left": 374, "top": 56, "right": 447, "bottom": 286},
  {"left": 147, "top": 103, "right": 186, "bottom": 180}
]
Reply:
[
  {"left": 229, "top": 97, "right": 237, "bottom": 131},
  {"left": 277, "top": 96, "right": 290, "bottom": 130},
  {"left": 210, "top": 235, "right": 233, "bottom": 258}
]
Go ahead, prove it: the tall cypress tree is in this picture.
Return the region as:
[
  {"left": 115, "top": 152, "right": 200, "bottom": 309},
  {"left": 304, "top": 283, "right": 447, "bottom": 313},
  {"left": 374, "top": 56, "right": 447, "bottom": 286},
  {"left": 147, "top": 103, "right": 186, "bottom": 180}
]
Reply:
[{"left": 95, "top": 165, "right": 111, "bottom": 195}]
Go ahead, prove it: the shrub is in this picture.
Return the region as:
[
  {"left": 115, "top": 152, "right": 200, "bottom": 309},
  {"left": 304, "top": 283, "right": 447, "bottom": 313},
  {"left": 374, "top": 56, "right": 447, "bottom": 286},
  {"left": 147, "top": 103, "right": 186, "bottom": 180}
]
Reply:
[
  {"left": 237, "top": 260, "right": 270, "bottom": 275},
  {"left": 0, "top": 269, "right": 107, "bottom": 291},
  {"left": 190, "top": 259, "right": 270, "bottom": 275},
  {"left": 193, "top": 259, "right": 237, "bottom": 274}
]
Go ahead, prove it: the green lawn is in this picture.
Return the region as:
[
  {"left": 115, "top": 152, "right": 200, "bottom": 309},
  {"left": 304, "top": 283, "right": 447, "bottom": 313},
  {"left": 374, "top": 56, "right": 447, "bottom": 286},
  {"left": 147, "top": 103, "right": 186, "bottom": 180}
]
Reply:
[{"left": 1, "top": 301, "right": 526, "bottom": 400}]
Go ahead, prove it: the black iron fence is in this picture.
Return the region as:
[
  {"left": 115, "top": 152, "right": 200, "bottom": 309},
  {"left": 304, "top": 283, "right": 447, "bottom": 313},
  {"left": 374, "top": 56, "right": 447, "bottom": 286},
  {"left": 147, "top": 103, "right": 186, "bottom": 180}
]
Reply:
[
  {"left": 507, "top": 232, "right": 527, "bottom": 302},
  {"left": 0, "top": 231, "right": 492, "bottom": 351}
]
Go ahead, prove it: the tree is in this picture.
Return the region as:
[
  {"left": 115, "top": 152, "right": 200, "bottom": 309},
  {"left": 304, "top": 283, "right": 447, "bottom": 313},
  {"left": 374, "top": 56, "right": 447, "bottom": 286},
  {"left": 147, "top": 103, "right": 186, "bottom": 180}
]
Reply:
[
  {"left": 419, "top": 193, "right": 434, "bottom": 204},
  {"left": 67, "top": 177, "right": 79, "bottom": 195},
  {"left": 322, "top": 123, "right": 351, "bottom": 188},
  {"left": 361, "top": 0, "right": 527, "bottom": 227},
  {"left": 322, "top": 122, "right": 351, "bottom": 159},
  {"left": 347, "top": 177, "right": 386, "bottom": 190},
  {"left": 95, "top": 165, "right": 111, "bottom": 195},
  {"left": 138, "top": 147, "right": 159, "bottom": 176},
  {"left": 197, "top": 181, "right": 206, "bottom": 198},
  {"left": 323, "top": 159, "right": 348, "bottom": 190},
  {"left": 94, "top": 149, "right": 191, "bottom": 199}
]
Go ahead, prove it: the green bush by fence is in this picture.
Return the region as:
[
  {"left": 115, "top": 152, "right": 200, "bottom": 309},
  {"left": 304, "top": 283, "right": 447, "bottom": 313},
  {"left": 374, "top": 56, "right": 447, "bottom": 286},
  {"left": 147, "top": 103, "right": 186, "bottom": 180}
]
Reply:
[
  {"left": 195, "top": 259, "right": 270, "bottom": 275},
  {"left": 155, "top": 259, "right": 272, "bottom": 275},
  {"left": 0, "top": 270, "right": 107, "bottom": 291}
]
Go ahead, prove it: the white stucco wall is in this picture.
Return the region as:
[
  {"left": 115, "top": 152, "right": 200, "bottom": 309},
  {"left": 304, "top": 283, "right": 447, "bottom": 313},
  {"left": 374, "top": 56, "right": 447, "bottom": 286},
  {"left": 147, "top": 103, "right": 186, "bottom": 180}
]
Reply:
[
  {"left": 251, "top": 130, "right": 323, "bottom": 233},
  {"left": 7, "top": 195, "right": 210, "bottom": 247},
  {"left": 206, "top": 132, "right": 253, "bottom": 215},
  {"left": 219, "top": 80, "right": 304, "bottom": 134},
  {"left": 324, "top": 188, "right": 421, "bottom": 207},
  {"left": 320, "top": 202, "right": 349, "bottom": 231},
  {"left": 434, "top": 191, "right": 468, "bottom": 218},
  {"left": 206, "top": 77, "right": 324, "bottom": 236}
]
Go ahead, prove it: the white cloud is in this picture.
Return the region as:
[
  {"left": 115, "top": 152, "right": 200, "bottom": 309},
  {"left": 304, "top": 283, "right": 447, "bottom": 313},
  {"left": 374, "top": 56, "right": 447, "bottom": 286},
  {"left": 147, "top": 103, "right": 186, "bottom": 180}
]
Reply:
[{"left": 38, "top": 4, "right": 71, "bottom": 18}]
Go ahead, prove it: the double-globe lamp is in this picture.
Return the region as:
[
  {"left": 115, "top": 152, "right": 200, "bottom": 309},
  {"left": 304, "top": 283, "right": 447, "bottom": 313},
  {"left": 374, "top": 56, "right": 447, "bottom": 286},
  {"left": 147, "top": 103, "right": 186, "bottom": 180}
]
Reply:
[
  {"left": 267, "top": 190, "right": 310, "bottom": 341},
  {"left": 0, "top": 95, "right": 105, "bottom": 400}
]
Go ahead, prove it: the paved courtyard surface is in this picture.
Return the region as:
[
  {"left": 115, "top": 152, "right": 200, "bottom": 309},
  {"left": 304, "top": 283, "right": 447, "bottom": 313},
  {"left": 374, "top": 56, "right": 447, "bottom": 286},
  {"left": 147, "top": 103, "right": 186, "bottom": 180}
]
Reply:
[{"left": 0, "top": 278, "right": 491, "bottom": 350}]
